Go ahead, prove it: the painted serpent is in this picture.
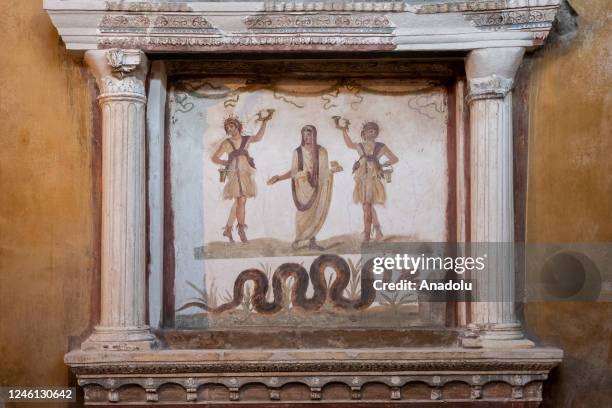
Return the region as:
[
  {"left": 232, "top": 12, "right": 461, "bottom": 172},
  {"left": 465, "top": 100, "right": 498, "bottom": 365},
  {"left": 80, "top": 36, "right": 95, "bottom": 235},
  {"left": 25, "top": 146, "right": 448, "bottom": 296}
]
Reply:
[{"left": 178, "top": 254, "right": 388, "bottom": 314}]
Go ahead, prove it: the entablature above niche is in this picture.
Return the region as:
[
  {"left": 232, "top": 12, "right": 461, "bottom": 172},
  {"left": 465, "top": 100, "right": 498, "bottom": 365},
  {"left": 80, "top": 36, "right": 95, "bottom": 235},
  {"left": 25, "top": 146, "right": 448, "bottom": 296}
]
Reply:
[{"left": 44, "top": 0, "right": 560, "bottom": 53}]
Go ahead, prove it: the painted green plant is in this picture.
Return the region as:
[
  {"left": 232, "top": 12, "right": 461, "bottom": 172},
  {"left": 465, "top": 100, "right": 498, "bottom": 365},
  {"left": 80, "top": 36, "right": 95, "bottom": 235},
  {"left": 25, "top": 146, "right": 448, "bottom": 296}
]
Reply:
[
  {"left": 377, "top": 270, "right": 415, "bottom": 308},
  {"left": 344, "top": 258, "right": 362, "bottom": 300},
  {"left": 176, "top": 276, "right": 218, "bottom": 312}
]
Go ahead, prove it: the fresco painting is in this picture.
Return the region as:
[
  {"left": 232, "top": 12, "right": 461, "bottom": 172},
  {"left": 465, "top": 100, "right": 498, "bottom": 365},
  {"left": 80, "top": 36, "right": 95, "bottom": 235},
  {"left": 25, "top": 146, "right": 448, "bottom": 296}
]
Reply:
[{"left": 168, "top": 77, "right": 449, "bottom": 328}]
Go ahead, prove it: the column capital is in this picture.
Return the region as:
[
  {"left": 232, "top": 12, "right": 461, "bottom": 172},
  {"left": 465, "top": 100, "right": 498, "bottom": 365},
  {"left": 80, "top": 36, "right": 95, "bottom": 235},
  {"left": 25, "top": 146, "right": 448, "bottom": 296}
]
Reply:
[
  {"left": 84, "top": 49, "right": 148, "bottom": 98},
  {"left": 465, "top": 47, "right": 525, "bottom": 103}
]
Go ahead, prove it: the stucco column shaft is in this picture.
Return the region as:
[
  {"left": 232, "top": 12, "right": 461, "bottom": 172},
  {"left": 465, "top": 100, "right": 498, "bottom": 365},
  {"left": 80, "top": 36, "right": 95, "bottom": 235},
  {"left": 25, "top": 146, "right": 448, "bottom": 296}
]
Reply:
[
  {"left": 464, "top": 47, "right": 533, "bottom": 348},
  {"left": 82, "top": 49, "right": 156, "bottom": 351}
]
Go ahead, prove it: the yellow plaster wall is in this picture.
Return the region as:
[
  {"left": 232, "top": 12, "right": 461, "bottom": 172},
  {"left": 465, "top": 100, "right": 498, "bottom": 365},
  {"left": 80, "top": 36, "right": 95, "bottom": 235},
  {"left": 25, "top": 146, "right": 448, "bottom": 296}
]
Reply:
[
  {"left": 527, "top": 0, "right": 611, "bottom": 242},
  {"left": 0, "top": 0, "right": 96, "bottom": 402},
  {"left": 524, "top": 0, "right": 612, "bottom": 406}
]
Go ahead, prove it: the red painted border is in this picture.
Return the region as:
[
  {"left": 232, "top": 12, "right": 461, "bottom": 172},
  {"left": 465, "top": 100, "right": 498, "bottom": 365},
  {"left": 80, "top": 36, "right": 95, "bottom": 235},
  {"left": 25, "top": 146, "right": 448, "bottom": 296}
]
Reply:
[{"left": 162, "top": 88, "right": 176, "bottom": 328}]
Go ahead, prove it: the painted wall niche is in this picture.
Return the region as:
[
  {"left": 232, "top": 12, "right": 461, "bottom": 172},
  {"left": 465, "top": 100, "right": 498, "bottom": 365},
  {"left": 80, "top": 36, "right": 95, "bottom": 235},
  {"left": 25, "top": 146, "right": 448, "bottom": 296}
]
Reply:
[{"left": 162, "top": 70, "right": 458, "bottom": 330}]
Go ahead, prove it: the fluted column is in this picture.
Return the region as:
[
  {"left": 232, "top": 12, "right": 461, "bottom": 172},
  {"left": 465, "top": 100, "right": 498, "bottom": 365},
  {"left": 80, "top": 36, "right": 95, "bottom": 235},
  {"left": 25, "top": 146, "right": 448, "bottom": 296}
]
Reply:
[
  {"left": 463, "top": 48, "right": 533, "bottom": 348},
  {"left": 82, "top": 49, "right": 156, "bottom": 351}
]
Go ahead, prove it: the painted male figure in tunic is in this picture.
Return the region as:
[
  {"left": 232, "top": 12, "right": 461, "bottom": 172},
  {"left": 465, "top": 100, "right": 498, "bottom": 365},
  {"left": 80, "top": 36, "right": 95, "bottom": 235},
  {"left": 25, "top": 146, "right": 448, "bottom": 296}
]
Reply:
[
  {"left": 267, "top": 125, "right": 337, "bottom": 250},
  {"left": 211, "top": 112, "right": 273, "bottom": 243},
  {"left": 335, "top": 119, "right": 399, "bottom": 242}
]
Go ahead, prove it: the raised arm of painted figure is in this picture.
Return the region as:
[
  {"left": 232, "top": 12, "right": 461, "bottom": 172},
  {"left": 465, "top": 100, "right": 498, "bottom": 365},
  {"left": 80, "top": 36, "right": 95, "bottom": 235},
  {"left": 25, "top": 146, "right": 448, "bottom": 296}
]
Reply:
[
  {"left": 339, "top": 128, "right": 359, "bottom": 150},
  {"left": 381, "top": 145, "right": 399, "bottom": 167},
  {"left": 333, "top": 116, "right": 358, "bottom": 150},
  {"left": 250, "top": 110, "right": 275, "bottom": 143}
]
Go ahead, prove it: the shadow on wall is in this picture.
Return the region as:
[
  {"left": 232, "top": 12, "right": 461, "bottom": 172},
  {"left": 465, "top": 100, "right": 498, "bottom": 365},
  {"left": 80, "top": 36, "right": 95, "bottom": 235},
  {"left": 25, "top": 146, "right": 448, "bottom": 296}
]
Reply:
[{"left": 548, "top": 0, "right": 579, "bottom": 47}]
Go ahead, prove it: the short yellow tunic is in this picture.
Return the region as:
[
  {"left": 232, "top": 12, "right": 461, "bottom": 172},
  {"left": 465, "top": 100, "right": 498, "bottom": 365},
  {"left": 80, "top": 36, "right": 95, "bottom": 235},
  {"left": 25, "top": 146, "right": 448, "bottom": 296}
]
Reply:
[
  {"left": 218, "top": 137, "right": 257, "bottom": 199},
  {"left": 353, "top": 142, "right": 386, "bottom": 204}
]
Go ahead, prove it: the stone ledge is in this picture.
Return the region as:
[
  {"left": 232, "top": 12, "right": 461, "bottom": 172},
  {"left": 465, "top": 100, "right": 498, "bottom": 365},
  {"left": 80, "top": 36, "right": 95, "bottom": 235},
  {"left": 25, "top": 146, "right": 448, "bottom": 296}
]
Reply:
[{"left": 66, "top": 346, "right": 563, "bottom": 367}]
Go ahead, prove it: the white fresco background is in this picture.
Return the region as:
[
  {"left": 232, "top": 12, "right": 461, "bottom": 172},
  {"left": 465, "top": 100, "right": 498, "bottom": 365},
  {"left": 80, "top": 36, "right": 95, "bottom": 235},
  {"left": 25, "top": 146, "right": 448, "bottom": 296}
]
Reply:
[{"left": 167, "top": 78, "right": 449, "bottom": 328}]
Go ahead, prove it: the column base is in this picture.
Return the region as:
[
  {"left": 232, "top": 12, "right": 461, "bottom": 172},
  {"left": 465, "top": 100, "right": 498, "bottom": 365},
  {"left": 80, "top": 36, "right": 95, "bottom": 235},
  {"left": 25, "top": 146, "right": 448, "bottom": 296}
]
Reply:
[
  {"left": 460, "top": 323, "right": 535, "bottom": 349},
  {"left": 82, "top": 326, "right": 158, "bottom": 352}
]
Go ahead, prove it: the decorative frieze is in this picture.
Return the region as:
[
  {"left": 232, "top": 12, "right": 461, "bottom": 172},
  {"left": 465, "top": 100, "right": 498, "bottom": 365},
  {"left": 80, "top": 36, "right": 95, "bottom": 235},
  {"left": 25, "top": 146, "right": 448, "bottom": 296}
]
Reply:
[
  {"left": 98, "top": 11, "right": 394, "bottom": 49},
  {"left": 153, "top": 15, "right": 215, "bottom": 31},
  {"left": 76, "top": 370, "right": 552, "bottom": 404},
  {"left": 467, "top": 7, "right": 558, "bottom": 26},
  {"left": 100, "top": 13, "right": 217, "bottom": 34},
  {"left": 244, "top": 13, "right": 392, "bottom": 32},
  {"left": 100, "top": 14, "right": 150, "bottom": 31},
  {"left": 465, "top": 6, "right": 558, "bottom": 31},
  {"left": 98, "top": 35, "right": 395, "bottom": 52}
]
